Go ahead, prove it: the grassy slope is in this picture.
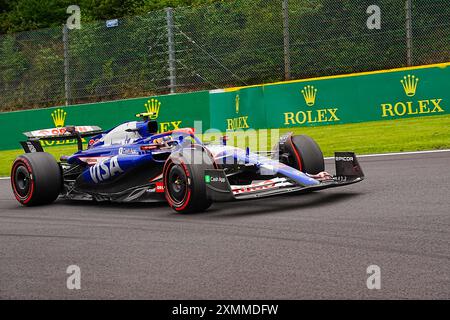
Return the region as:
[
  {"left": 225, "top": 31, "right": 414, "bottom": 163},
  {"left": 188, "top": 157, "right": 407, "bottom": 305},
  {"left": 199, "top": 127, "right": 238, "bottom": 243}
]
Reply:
[
  {"left": 1, "top": 114, "right": 449, "bottom": 177},
  {"left": 283, "top": 114, "right": 450, "bottom": 156}
]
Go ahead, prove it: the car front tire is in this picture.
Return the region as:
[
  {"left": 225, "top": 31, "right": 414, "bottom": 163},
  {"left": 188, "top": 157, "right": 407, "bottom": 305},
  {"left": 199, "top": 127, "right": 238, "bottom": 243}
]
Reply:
[{"left": 163, "top": 147, "right": 215, "bottom": 214}]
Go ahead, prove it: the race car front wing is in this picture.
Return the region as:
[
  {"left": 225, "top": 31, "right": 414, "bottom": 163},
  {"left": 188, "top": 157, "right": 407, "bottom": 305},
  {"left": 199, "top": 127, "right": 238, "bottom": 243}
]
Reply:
[{"left": 205, "top": 152, "right": 364, "bottom": 201}]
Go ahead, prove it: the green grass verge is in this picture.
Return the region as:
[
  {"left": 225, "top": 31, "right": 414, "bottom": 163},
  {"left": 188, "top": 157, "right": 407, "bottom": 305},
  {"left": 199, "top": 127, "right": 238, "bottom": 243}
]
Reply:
[
  {"left": 283, "top": 114, "right": 450, "bottom": 156},
  {"left": 1, "top": 114, "right": 449, "bottom": 177}
]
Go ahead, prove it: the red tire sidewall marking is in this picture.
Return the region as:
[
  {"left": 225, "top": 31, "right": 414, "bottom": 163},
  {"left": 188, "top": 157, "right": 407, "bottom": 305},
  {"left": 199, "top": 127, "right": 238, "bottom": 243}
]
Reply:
[
  {"left": 289, "top": 136, "right": 303, "bottom": 172},
  {"left": 11, "top": 158, "right": 35, "bottom": 204},
  {"left": 175, "top": 162, "right": 191, "bottom": 211},
  {"left": 203, "top": 146, "right": 218, "bottom": 169},
  {"left": 163, "top": 159, "right": 192, "bottom": 211}
]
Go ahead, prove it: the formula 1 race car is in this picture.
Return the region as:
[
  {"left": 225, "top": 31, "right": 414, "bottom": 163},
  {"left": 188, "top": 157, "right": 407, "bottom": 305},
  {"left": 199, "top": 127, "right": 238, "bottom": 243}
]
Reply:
[{"left": 11, "top": 113, "right": 364, "bottom": 213}]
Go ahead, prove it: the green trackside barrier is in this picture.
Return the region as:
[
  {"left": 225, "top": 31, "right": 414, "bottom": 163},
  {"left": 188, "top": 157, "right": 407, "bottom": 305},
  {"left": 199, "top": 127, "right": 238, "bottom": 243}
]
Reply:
[
  {"left": 209, "top": 86, "right": 267, "bottom": 132},
  {"left": 0, "top": 90, "right": 210, "bottom": 150},
  {"left": 0, "top": 63, "right": 448, "bottom": 151},
  {"left": 212, "top": 62, "right": 450, "bottom": 129}
]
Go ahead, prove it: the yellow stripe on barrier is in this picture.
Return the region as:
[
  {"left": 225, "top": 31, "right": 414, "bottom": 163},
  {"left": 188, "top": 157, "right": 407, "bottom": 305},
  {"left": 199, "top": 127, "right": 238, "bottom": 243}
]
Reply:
[{"left": 224, "top": 62, "right": 450, "bottom": 92}]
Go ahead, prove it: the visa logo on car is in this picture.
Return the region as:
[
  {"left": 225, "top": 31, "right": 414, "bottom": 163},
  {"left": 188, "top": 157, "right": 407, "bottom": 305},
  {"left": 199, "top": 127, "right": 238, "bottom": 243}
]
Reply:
[{"left": 89, "top": 156, "right": 124, "bottom": 183}]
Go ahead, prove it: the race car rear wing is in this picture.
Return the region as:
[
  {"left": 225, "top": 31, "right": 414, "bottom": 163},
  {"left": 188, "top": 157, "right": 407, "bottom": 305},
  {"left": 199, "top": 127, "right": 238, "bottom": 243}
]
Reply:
[{"left": 21, "top": 126, "right": 103, "bottom": 153}]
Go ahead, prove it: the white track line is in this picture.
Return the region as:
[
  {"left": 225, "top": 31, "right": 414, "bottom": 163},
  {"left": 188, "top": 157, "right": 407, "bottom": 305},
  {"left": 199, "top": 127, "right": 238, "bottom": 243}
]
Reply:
[
  {"left": 324, "top": 149, "right": 450, "bottom": 160},
  {"left": 1, "top": 149, "right": 449, "bottom": 180}
]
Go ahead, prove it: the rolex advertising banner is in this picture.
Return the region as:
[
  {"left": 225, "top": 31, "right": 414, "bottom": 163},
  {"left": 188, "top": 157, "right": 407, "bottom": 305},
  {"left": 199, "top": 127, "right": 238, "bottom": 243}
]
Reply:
[
  {"left": 209, "top": 63, "right": 449, "bottom": 130},
  {"left": 261, "top": 63, "right": 449, "bottom": 129},
  {"left": 0, "top": 91, "right": 210, "bottom": 150},
  {"left": 209, "top": 86, "right": 266, "bottom": 132}
]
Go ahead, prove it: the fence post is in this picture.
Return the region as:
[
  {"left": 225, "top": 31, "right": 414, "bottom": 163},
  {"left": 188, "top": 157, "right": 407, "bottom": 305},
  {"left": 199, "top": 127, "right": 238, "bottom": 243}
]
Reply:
[
  {"left": 405, "top": 0, "right": 413, "bottom": 66},
  {"left": 62, "top": 24, "right": 71, "bottom": 106},
  {"left": 165, "top": 7, "right": 177, "bottom": 94},
  {"left": 282, "top": 0, "right": 291, "bottom": 80}
]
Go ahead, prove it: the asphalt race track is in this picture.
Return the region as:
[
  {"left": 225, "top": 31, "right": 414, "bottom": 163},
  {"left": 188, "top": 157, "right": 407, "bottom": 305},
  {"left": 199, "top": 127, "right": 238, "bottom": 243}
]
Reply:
[{"left": 1, "top": 151, "right": 449, "bottom": 299}]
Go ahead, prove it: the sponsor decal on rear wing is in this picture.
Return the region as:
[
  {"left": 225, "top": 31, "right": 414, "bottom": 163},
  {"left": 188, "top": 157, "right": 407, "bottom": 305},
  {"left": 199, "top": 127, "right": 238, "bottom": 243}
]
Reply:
[
  {"left": 23, "top": 126, "right": 102, "bottom": 139},
  {"left": 21, "top": 125, "right": 103, "bottom": 152}
]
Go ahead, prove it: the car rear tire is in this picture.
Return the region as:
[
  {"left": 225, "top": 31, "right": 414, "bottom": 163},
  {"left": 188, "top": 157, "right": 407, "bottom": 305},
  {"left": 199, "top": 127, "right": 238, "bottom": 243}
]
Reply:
[
  {"left": 11, "top": 152, "right": 62, "bottom": 206},
  {"left": 163, "top": 147, "right": 215, "bottom": 214}
]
